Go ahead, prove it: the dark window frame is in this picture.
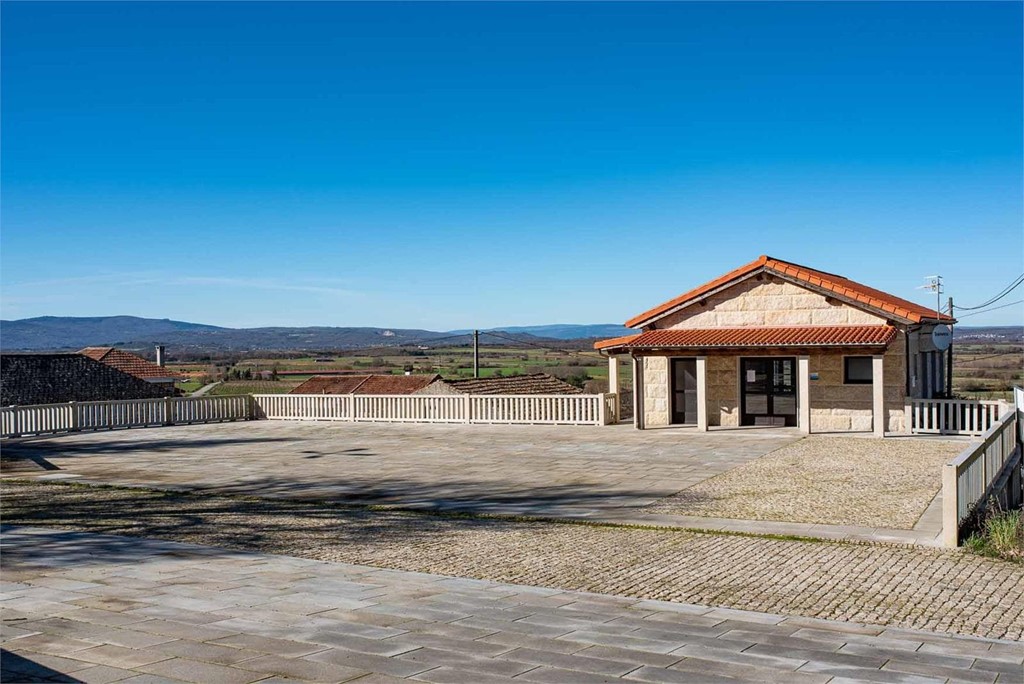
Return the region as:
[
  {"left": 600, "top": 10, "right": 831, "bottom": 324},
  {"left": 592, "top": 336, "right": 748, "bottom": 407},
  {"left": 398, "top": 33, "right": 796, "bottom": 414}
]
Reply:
[{"left": 843, "top": 356, "right": 874, "bottom": 385}]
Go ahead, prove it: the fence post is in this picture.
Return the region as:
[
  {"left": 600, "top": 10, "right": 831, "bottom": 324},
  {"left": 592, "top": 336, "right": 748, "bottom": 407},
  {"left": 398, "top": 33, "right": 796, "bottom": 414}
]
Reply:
[
  {"left": 164, "top": 396, "right": 174, "bottom": 426},
  {"left": 464, "top": 394, "right": 472, "bottom": 424},
  {"left": 903, "top": 399, "right": 913, "bottom": 434},
  {"left": 941, "top": 462, "right": 959, "bottom": 548},
  {"left": 69, "top": 401, "right": 79, "bottom": 432},
  {"left": 11, "top": 406, "right": 20, "bottom": 438},
  {"left": 598, "top": 393, "right": 607, "bottom": 426}
]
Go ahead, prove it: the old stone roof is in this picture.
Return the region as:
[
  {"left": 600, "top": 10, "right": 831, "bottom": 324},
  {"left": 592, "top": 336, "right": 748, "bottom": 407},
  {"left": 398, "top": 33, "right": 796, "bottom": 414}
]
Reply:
[
  {"left": 291, "top": 374, "right": 441, "bottom": 395},
  {"left": 79, "top": 347, "right": 181, "bottom": 381},
  {"left": 624, "top": 255, "right": 955, "bottom": 329},
  {"left": 443, "top": 373, "right": 583, "bottom": 395},
  {"left": 595, "top": 325, "right": 898, "bottom": 351},
  {"left": 1, "top": 353, "right": 172, "bottom": 406}
]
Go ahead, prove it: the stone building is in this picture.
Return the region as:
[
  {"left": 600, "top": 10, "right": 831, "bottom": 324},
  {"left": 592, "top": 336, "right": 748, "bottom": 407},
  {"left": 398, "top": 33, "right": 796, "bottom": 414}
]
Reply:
[
  {"left": 595, "top": 255, "right": 955, "bottom": 435},
  {"left": 1, "top": 353, "right": 173, "bottom": 406}
]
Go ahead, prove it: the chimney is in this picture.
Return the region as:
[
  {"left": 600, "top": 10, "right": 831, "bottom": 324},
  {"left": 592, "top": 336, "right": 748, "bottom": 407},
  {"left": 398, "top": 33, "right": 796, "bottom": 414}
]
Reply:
[{"left": 155, "top": 345, "right": 166, "bottom": 367}]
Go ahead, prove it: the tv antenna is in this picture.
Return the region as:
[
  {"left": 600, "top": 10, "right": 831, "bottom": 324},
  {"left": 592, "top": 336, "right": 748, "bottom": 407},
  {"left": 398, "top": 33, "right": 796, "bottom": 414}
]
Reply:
[{"left": 917, "top": 275, "right": 943, "bottom": 317}]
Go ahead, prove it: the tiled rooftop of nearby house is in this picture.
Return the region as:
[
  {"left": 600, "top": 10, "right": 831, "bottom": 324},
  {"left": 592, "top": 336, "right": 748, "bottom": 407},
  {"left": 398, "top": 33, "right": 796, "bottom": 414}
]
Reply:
[
  {"left": 78, "top": 347, "right": 180, "bottom": 380},
  {"left": 625, "top": 255, "right": 954, "bottom": 328},
  {"left": 443, "top": 373, "right": 583, "bottom": 395},
  {"left": 291, "top": 374, "right": 440, "bottom": 395}
]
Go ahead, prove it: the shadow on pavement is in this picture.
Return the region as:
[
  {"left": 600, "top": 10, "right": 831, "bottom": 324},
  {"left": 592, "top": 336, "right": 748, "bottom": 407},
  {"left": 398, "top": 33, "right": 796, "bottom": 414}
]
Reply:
[{"left": 0, "top": 649, "right": 81, "bottom": 683}]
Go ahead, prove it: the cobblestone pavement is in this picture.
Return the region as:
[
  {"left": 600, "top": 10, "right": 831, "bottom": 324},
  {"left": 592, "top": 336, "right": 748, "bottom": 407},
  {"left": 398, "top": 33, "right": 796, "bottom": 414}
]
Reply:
[
  {"left": 4, "top": 481, "right": 1022, "bottom": 643},
  {"left": 3, "top": 527, "right": 1022, "bottom": 684},
  {"left": 648, "top": 436, "right": 965, "bottom": 529},
  {"left": 0, "top": 421, "right": 798, "bottom": 518}
]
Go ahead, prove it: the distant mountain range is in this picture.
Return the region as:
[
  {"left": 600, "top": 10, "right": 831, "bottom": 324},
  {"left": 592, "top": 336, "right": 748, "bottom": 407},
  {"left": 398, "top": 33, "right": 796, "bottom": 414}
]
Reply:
[
  {"left": 0, "top": 316, "right": 633, "bottom": 352},
  {"left": 2, "top": 316, "right": 1017, "bottom": 353}
]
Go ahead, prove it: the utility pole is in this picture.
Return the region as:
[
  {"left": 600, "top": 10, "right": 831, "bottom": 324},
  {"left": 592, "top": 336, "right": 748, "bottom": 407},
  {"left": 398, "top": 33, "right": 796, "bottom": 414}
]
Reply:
[
  {"left": 473, "top": 330, "right": 480, "bottom": 378},
  {"left": 946, "top": 296, "right": 954, "bottom": 398}
]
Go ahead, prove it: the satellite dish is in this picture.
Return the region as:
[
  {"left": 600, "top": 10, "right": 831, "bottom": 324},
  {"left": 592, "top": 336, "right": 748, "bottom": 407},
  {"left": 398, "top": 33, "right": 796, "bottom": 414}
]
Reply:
[{"left": 931, "top": 325, "right": 952, "bottom": 351}]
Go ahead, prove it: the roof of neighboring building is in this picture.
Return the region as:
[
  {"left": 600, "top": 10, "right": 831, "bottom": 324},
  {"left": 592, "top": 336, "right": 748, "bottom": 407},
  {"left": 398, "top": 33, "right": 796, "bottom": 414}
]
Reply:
[
  {"left": 79, "top": 347, "right": 182, "bottom": 381},
  {"left": 290, "top": 374, "right": 441, "bottom": 395},
  {"left": 624, "top": 255, "right": 955, "bottom": 328},
  {"left": 594, "top": 325, "right": 898, "bottom": 351},
  {"left": 1, "top": 353, "right": 172, "bottom": 406},
  {"left": 442, "top": 373, "right": 584, "bottom": 395}
]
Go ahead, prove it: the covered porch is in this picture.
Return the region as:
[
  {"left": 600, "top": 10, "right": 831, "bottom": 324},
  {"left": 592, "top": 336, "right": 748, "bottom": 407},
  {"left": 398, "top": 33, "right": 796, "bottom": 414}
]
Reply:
[{"left": 600, "top": 326, "right": 897, "bottom": 437}]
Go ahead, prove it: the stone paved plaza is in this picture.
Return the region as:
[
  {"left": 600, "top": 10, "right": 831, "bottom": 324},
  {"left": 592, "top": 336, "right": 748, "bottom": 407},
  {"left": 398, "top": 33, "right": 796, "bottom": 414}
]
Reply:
[
  {"left": 4, "top": 481, "right": 1023, "bottom": 642},
  {"left": 3, "top": 527, "right": 1022, "bottom": 684},
  {"left": 1, "top": 422, "right": 796, "bottom": 517},
  {"left": 1, "top": 421, "right": 959, "bottom": 544}
]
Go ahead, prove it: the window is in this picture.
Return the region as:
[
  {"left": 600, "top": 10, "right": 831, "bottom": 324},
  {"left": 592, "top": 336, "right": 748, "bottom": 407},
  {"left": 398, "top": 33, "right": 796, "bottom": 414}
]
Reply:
[{"left": 844, "top": 356, "right": 873, "bottom": 384}]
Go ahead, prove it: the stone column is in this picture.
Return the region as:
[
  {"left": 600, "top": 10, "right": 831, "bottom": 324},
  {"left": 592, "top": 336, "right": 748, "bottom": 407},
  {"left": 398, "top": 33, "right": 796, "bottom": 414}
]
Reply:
[
  {"left": 798, "top": 356, "right": 811, "bottom": 434},
  {"left": 632, "top": 355, "right": 643, "bottom": 430},
  {"left": 696, "top": 356, "right": 708, "bottom": 431},
  {"left": 607, "top": 355, "right": 621, "bottom": 422},
  {"left": 873, "top": 354, "right": 885, "bottom": 437}
]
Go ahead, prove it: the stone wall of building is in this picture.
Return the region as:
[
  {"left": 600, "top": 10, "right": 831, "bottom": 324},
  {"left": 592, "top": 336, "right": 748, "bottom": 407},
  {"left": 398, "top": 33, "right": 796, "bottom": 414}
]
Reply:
[
  {"left": 641, "top": 356, "right": 670, "bottom": 427},
  {"left": 657, "top": 276, "right": 885, "bottom": 329},
  {"left": 706, "top": 356, "right": 740, "bottom": 427},
  {"left": 1, "top": 354, "right": 173, "bottom": 406},
  {"left": 807, "top": 334, "right": 906, "bottom": 433}
]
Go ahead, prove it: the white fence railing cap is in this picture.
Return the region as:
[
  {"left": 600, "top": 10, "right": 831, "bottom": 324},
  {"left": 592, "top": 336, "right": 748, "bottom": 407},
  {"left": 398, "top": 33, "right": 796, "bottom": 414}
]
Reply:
[{"left": 946, "top": 409, "right": 1017, "bottom": 471}]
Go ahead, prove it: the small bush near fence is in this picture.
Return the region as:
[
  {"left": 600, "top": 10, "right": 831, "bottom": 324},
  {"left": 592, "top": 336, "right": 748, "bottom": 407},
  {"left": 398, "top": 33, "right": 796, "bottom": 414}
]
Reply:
[{"left": 964, "top": 506, "right": 1023, "bottom": 564}]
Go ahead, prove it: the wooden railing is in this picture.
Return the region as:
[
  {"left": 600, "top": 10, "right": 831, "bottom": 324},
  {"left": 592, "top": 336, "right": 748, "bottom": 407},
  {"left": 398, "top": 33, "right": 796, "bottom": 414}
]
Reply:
[
  {"left": 0, "top": 396, "right": 254, "bottom": 438},
  {"left": 942, "top": 408, "right": 1021, "bottom": 547},
  {"left": 907, "top": 398, "right": 1006, "bottom": 436},
  {"left": 253, "top": 393, "right": 611, "bottom": 426}
]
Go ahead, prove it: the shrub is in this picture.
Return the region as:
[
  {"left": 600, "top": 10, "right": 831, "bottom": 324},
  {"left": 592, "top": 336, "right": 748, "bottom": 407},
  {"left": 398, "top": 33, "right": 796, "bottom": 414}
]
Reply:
[{"left": 965, "top": 507, "right": 1023, "bottom": 563}]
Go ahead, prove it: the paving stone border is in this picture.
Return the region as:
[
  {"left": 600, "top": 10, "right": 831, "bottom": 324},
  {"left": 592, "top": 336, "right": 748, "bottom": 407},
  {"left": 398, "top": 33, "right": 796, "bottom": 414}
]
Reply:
[{"left": 3, "top": 481, "right": 1022, "bottom": 642}]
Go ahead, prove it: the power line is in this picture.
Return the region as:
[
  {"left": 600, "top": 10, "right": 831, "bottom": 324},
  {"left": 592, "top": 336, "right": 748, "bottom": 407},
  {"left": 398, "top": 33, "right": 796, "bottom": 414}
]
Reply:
[
  {"left": 954, "top": 299, "right": 1024, "bottom": 319},
  {"left": 957, "top": 273, "right": 1024, "bottom": 310}
]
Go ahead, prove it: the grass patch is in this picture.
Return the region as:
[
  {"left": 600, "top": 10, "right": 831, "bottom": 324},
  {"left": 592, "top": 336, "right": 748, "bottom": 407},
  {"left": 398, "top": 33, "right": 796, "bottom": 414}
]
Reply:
[{"left": 965, "top": 508, "right": 1023, "bottom": 563}]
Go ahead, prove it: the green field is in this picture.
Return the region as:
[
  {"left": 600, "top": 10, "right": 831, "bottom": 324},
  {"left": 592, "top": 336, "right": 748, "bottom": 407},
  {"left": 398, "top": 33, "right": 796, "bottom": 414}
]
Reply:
[
  {"left": 210, "top": 381, "right": 300, "bottom": 396},
  {"left": 169, "top": 344, "right": 633, "bottom": 393},
  {"left": 953, "top": 343, "right": 1022, "bottom": 401}
]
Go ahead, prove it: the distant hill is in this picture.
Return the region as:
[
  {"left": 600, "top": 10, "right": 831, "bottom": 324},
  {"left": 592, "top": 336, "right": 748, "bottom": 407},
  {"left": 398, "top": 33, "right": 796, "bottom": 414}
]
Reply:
[
  {"left": 0, "top": 316, "right": 615, "bottom": 353},
  {"left": 4, "top": 316, "right": 1017, "bottom": 353},
  {"left": 0, "top": 316, "right": 224, "bottom": 350}
]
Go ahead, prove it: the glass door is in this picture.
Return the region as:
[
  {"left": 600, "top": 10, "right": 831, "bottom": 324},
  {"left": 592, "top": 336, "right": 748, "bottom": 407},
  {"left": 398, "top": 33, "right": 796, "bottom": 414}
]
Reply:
[
  {"left": 741, "top": 357, "right": 797, "bottom": 426},
  {"left": 671, "top": 358, "right": 698, "bottom": 425}
]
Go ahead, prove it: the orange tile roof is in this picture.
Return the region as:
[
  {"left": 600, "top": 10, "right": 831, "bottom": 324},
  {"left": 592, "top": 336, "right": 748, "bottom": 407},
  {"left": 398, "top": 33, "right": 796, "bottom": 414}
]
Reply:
[
  {"left": 624, "top": 255, "right": 954, "bottom": 328},
  {"left": 290, "top": 375, "right": 372, "bottom": 394},
  {"left": 78, "top": 347, "right": 181, "bottom": 381},
  {"left": 356, "top": 374, "right": 441, "bottom": 395},
  {"left": 594, "top": 325, "right": 898, "bottom": 351},
  {"left": 291, "top": 374, "right": 441, "bottom": 395},
  {"left": 443, "top": 373, "right": 583, "bottom": 395}
]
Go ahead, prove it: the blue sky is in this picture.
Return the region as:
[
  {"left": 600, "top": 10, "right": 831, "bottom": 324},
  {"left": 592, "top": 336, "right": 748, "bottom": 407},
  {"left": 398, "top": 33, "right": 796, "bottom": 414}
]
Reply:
[{"left": 2, "top": 1, "right": 1021, "bottom": 329}]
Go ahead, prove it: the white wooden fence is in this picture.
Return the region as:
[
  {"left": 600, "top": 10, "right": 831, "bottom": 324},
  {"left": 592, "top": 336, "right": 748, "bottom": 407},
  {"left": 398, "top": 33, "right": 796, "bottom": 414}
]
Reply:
[
  {"left": 0, "top": 396, "right": 253, "bottom": 438},
  {"left": 253, "top": 393, "right": 612, "bottom": 426},
  {"left": 907, "top": 398, "right": 1007, "bottom": 436},
  {"left": 941, "top": 405, "right": 1021, "bottom": 547}
]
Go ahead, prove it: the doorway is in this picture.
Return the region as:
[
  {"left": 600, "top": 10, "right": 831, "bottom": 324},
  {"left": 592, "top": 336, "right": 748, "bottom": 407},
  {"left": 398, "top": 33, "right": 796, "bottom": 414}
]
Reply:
[
  {"left": 670, "top": 358, "right": 698, "bottom": 425},
  {"left": 740, "top": 357, "right": 797, "bottom": 427}
]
